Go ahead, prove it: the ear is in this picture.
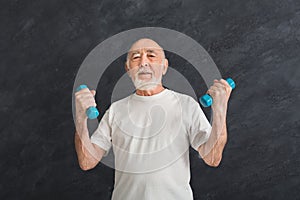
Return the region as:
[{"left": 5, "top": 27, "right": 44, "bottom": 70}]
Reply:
[
  {"left": 162, "top": 58, "right": 169, "bottom": 75},
  {"left": 125, "top": 62, "right": 131, "bottom": 77}
]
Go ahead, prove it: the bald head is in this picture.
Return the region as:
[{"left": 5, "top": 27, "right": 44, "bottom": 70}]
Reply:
[{"left": 129, "top": 38, "right": 163, "bottom": 52}]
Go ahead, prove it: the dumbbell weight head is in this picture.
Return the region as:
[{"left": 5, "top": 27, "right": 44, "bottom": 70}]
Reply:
[
  {"left": 75, "top": 84, "right": 99, "bottom": 119},
  {"left": 199, "top": 78, "right": 235, "bottom": 107}
]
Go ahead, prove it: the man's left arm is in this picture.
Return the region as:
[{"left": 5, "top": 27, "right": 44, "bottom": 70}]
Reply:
[{"left": 197, "top": 79, "right": 232, "bottom": 167}]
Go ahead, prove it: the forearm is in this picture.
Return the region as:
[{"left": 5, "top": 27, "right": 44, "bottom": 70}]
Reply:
[
  {"left": 198, "top": 110, "right": 227, "bottom": 167},
  {"left": 74, "top": 117, "right": 102, "bottom": 170},
  {"left": 202, "top": 123, "right": 227, "bottom": 167}
]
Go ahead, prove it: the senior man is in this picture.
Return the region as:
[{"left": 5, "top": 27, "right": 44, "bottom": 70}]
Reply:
[{"left": 74, "top": 38, "right": 232, "bottom": 200}]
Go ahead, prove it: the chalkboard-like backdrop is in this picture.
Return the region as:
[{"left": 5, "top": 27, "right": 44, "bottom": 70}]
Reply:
[{"left": 1, "top": 0, "right": 299, "bottom": 199}]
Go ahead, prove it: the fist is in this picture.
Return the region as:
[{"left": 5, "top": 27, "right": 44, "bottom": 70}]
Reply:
[
  {"left": 207, "top": 79, "right": 232, "bottom": 113},
  {"left": 75, "top": 88, "right": 97, "bottom": 119}
]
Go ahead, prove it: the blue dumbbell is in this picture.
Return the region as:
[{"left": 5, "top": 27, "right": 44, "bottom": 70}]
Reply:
[
  {"left": 199, "top": 78, "right": 236, "bottom": 107},
  {"left": 75, "top": 85, "right": 99, "bottom": 119}
]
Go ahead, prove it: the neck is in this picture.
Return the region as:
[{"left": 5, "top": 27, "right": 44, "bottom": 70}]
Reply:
[{"left": 135, "top": 84, "right": 165, "bottom": 96}]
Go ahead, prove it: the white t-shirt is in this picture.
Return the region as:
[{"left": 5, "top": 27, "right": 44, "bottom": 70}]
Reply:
[{"left": 91, "top": 88, "right": 212, "bottom": 200}]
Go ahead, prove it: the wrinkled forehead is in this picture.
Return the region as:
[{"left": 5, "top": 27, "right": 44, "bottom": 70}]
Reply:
[{"left": 127, "top": 39, "right": 165, "bottom": 56}]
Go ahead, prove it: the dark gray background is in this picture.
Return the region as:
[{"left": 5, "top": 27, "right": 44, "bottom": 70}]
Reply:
[{"left": 1, "top": 0, "right": 299, "bottom": 199}]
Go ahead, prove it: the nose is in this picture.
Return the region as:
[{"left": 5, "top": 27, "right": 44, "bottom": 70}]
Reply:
[{"left": 140, "top": 53, "right": 149, "bottom": 67}]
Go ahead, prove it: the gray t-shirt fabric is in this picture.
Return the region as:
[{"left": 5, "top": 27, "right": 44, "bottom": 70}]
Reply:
[{"left": 91, "top": 88, "right": 212, "bottom": 200}]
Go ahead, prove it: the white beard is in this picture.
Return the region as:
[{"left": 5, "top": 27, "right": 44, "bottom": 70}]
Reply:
[{"left": 131, "top": 63, "right": 164, "bottom": 90}]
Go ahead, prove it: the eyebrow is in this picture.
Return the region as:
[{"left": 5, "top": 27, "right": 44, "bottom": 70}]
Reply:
[
  {"left": 145, "top": 49, "right": 156, "bottom": 53},
  {"left": 129, "top": 49, "right": 161, "bottom": 56}
]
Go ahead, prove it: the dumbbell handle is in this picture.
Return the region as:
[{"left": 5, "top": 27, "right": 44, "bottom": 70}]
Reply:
[
  {"left": 75, "top": 85, "right": 99, "bottom": 119},
  {"left": 199, "top": 78, "right": 236, "bottom": 107}
]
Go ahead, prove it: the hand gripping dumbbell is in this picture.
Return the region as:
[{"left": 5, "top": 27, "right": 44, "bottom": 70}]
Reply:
[
  {"left": 75, "top": 85, "right": 99, "bottom": 119},
  {"left": 199, "top": 78, "right": 236, "bottom": 107}
]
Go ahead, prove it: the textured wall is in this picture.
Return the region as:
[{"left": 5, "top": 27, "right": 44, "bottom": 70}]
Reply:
[{"left": 1, "top": 0, "right": 299, "bottom": 199}]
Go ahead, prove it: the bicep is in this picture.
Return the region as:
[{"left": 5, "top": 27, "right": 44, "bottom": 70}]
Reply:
[
  {"left": 187, "top": 98, "right": 212, "bottom": 151},
  {"left": 92, "top": 143, "right": 107, "bottom": 160}
]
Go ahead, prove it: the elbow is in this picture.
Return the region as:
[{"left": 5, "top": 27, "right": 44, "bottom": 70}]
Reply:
[
  {"left": 203, "top": 156, "right": 222, "bottom": 168},
  {"left": 78, "top": 158, "right": 98, "bottom": 171},
  {"left": 80, "top": 165, "right": 92, "bottom": 171},
  {"left": 79, "top": 163, "right": 96, "bottom": 171},
  {"left": 209, "top": 157, "right": 222, "bottom": 167},
  {"left": 209, "top": 161, "right": 220, "bottom": 168}
]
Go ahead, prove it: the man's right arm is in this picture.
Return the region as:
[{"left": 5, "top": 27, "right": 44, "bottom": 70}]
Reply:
[
  {"left": 74, "top": 86, "right": 107, "bottom": 171},
  {"left": 74, "top": 117, "right": 107, "bottom": 171}
]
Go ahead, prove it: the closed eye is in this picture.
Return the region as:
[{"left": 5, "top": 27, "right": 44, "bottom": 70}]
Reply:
[
  {"left": 132, "top": 54, "right": 141, "bottom": 59},
  {"left": 148, "top": 54, "right": 156, "bottom": 57}
]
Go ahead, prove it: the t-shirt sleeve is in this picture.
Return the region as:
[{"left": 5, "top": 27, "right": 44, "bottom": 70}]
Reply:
[
  {"left": 90, "top": 109, "right": 112, "bottom": 157},
  {"left": 187, "top": 97, "right": 212, "bottom": 151}
]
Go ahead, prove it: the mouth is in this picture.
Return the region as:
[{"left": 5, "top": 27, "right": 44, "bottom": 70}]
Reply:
[
  {"left": 138, "top": 72, "right": 151, "bottom": 76},
  {"left": 137, "top": 72, "right": 152, "bottom": 80}
]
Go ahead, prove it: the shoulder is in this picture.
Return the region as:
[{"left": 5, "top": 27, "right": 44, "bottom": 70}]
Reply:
[
  {"left": 100, "top": 95, "right": 132, "bottom": 123},
  {"left": 168, "top": 90, "right": 199, "bottom": 107},
  {"left": 107, "top": 95, "right": 132, "bottom": 112}
]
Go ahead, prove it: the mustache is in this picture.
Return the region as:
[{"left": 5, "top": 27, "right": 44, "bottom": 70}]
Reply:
[{"left": 137, "top": 67, "right": 153, "bottom": 75}]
